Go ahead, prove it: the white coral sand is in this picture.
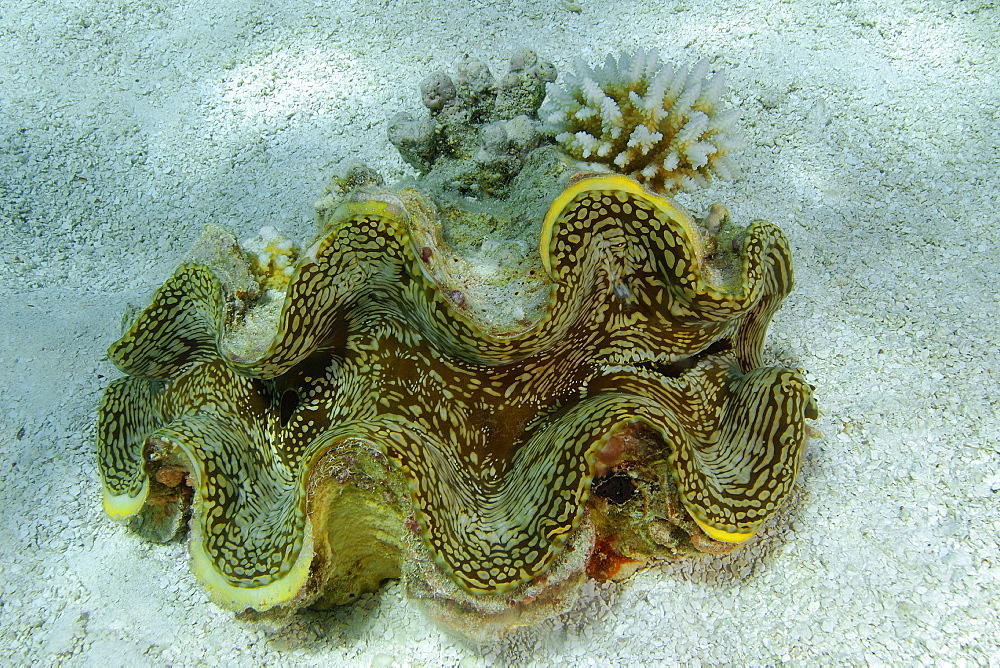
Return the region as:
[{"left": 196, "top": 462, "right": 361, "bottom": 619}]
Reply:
[{"left": 0, "top": 0, "right": 997, "bottom": 664}]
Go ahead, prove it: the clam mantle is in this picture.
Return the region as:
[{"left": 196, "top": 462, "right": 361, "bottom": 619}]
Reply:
[{"left": 97, "top": 171, "right": 815, "bottom": 633}]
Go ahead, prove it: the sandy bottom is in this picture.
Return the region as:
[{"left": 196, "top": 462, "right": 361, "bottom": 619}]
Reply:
[{"left": 1, "top": 0, "right": 998, "bottom": 664}]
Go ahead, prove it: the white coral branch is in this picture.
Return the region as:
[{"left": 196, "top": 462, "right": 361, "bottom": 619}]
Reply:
[{"left": 540, "top": 50, "right": 744, "bottom": 193}]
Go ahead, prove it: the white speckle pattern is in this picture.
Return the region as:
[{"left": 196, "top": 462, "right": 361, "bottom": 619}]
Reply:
[{"left": 97, "top": 177, "right": 811, "bottom": 604}]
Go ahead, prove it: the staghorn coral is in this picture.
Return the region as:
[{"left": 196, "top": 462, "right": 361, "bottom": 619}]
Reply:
[{"left": 541, "top": 49, "right": 746, "bottom": 194}]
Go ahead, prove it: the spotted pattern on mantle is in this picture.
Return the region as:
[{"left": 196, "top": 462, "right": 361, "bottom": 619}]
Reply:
[{"left": 97, "top": 175, "right": 814, "bottom": 610}]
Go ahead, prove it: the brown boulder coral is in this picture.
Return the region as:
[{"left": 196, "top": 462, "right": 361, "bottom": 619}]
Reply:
[{"left": 95, "top": 51, "right": 815, "bottom": 639}]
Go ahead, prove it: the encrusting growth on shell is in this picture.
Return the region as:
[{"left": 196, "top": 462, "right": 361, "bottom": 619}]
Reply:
[{"left": 541, "top": 49, "right": 745, "bottom": 194}]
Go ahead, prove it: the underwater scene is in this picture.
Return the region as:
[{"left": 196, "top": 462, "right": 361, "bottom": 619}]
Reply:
[{"left": 0, "top": 0, "right": 997, "bottom": 664}]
